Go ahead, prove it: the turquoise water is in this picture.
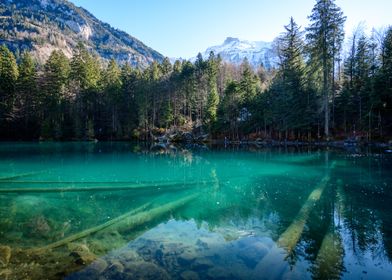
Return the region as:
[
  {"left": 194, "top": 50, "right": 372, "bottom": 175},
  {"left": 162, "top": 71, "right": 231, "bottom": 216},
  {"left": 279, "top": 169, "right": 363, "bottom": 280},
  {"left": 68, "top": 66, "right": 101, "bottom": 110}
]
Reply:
[{"left": 0, "top": 142, "right": 391, "bottom": 279}]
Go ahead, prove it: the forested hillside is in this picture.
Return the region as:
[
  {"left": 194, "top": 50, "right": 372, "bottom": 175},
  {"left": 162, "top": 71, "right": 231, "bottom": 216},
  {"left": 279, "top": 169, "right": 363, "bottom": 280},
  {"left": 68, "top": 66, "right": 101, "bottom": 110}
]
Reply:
[{"left": 0, "top": 0, "right": 391, "bottom": 141}]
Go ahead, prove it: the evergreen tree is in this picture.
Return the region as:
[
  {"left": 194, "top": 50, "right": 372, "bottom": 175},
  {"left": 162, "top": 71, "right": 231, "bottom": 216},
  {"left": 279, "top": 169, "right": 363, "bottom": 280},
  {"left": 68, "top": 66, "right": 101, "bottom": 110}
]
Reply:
[
  {"left": 0, "top": 45, "right": 18, "bottom": 126},
  {"left": 206, "top": 51, "right": 220, "bottom": 124},
  {"left": 41, "top": 50, "right": 70, "bottom": 139},
  {"left": 277, "top": 17, "right": 312, "bottom": 136},
  {"left": 15, "top": 51, "right": 39, "bottom": 137},
  {"left": 70, "top": 43, "right": 100, "bottom": 91},
  {"left": 102, "top": 59, "right": 123, "bottom": 138},
  {"left": 120, "top": 63, "right": 139, "bottom": 137},
  {"left": 70, "top": 43, "right": 101, "bottom": 139},
  {"left": 240, "top": 58, "right": 258, "bottom": 104},
  {"left": 0, "top": 6, "right": 391, "bottom": 143},
  {"left": 306, "top": 0, "right": 346, "bottom": 139},
  {"left": 219, "top": 81, "right": 243, "bottom": 139},
  {"left": 376, "top": 27, "right": 392, "bottom": 136},
  {"left": 354, "top": 35, "right": 371, "bottom": 131}
]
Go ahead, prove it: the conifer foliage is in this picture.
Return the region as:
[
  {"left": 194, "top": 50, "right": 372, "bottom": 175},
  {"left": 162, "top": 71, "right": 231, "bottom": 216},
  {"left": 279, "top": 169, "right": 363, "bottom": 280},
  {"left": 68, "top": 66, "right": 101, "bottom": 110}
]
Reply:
[{"left": 0, "top": 0, "right": 391, "bottom": 141}]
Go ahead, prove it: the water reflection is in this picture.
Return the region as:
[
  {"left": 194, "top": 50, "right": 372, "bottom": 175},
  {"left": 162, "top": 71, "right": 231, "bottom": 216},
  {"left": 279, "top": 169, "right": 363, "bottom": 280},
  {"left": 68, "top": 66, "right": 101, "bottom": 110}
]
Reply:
[{"left": 0, "top": 143, "right": 391, "bottom": 279}]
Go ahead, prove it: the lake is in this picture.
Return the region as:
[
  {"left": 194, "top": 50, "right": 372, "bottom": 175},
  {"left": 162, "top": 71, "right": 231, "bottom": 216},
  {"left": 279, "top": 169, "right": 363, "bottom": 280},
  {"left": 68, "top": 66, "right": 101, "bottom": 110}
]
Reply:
[{"left": 0, "top": 142, "right": 391, "bottom": 279}]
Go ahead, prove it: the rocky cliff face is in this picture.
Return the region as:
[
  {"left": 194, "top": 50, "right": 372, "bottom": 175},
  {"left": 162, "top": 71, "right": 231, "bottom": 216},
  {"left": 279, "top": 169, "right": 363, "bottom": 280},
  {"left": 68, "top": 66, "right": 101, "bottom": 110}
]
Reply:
[{"left": 0, "top": 0, "right": 164, "bottom": 67}]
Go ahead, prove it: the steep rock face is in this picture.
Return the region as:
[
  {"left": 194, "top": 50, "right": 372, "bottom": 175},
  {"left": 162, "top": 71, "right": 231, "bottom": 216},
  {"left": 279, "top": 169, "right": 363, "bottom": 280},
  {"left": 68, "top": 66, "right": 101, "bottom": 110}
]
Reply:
[
  {"left": 0, "top": 0, "right": 164, "bottom": 67},
  {"left": 193, "top": 37, "right": 278, "bottom": 69}
]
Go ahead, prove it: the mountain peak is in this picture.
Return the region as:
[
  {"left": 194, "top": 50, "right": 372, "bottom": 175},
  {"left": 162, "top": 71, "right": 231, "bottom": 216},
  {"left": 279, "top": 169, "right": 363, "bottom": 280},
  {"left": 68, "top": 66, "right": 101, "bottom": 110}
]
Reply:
[
  {"left": 193, "top": 38, "right": 278, "bottom": 70},
  {"left": 224, "top": 37, "right": 240, "bottom": 44}
]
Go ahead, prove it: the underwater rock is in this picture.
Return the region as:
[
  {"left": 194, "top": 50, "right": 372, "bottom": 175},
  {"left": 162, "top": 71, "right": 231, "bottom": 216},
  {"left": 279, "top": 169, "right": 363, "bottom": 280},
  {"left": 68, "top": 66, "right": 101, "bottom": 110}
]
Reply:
[
  {"left": 106, "top": 260, "right": 124, "bottom": 273},
  {"left": 0, "top": 245, "right": 11, "bottom": 266},
  {"left": 88, "top": 258, "right": 107, "bottom": 274},
  {"left": 69, "top": 250, "right": 96, "bottom": 265},
  {"left": 68, "top": 243, "right": 97, "bottom": 265},
  {"left": 206, "top": 266, "right": 229, "bottom": 279},
  {"left": 195, "top": 239, "right": 209, "bottom": 250},
  {"left": 117, "top": 249, "right": 141, "bottom": 265},
  {"left": 236, "top": 241, "right": 268, "bottom": 269},
  {"left": 123, "top": 261, "right": 170, "bottom": 280},
  {"left": 180, "top": 270, "right": 200, "bottom": 280},
  {"left": 67, "top": 243, "right": 90, "bottom": 253},
  {"left": 178, "top": 251, "right": 196, "bottom": 266},
  {"left": 25, "top": 215, "right": 51, "bottom": 238},
  {"left": 191, "top": 258, "right": 214, "bottom": 270}
]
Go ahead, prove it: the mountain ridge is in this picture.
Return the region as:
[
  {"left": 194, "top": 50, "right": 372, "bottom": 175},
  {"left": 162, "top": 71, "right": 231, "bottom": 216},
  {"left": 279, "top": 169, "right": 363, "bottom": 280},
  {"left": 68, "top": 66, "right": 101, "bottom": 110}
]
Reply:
[{"left": 0, "top": 0, "right": 164, "bottom": 67}]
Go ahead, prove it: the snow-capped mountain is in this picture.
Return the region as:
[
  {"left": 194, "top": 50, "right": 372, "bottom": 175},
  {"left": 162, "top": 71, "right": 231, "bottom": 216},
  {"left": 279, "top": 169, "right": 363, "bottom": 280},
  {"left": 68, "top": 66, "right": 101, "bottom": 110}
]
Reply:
[{"left": 193, "top": 37, "right": 278, "bottom": 69}]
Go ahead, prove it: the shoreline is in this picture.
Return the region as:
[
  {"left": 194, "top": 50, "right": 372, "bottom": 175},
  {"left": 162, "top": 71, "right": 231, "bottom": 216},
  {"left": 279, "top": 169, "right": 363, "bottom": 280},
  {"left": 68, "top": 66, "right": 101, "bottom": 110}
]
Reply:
[
  {"left": 209, "top": 139, "right": 392, "bottom": 149},
  {"left": 0, "top": 138, "right": 391, "bottom": 150}
]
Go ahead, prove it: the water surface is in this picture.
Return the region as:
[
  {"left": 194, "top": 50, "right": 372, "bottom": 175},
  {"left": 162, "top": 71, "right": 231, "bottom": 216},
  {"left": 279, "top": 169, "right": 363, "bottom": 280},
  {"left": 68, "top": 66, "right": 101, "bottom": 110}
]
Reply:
[{"left": 0, "top": 142, "right": 391, "bottom": 279}]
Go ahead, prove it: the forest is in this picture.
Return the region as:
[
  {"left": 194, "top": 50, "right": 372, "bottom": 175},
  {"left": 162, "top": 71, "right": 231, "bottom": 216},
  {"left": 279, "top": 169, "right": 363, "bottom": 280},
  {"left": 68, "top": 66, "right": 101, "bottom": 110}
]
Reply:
[{"left": 0, "top": 0, "right": 391, "bottom": 142}]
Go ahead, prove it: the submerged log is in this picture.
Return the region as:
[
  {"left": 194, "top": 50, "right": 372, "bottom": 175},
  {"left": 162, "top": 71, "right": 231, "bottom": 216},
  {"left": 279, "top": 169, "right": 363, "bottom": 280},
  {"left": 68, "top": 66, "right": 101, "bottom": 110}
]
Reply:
[
  {"left": 252, "top": 161, "right": 337, "bottom": 279},
  {"left": 33, "top": 193, "right": 198, "bottom": 252},
  {"left": 106, "top": 193, "right": 199, "bottom": 234},
  {"left": 32, "top": 203, "right": 151, "bottom": 252},
  {"left": 277, "top": 161, "right": 337, "bottom": 253},
  {"left": 312, "top": 228, "right": 344, "bottom": 279},
  {"left": 311, "top": 179, "right": 345, "bottom": 279},
  {"left": 0, "top": 180, "right": 212, "bottom": 194},
  {"left": 277, "top": 175, "right": 330, "bottom": 253},
  {"left": 0, "top": 171, "right": 46, "bottom": 181},
  {"left": 0, "top": 180, "right": 181, "bottom": 185}
]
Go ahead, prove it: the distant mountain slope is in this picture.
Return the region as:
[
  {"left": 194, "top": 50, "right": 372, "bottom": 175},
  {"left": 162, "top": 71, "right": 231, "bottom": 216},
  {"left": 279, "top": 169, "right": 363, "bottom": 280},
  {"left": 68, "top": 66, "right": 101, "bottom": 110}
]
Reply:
[
  {"left": 0, "top": 0, "right": 164, "bottom": 67},
  {"left": 194, "top": 37, "right": 278, "bottom": 69}
]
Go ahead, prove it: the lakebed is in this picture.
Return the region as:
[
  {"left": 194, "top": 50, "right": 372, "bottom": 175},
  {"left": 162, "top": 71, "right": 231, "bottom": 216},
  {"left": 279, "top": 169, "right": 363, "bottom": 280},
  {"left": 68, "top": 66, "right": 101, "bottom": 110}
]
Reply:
[{"left": 0, "top": 142, "right": 391, "bottom": 279}]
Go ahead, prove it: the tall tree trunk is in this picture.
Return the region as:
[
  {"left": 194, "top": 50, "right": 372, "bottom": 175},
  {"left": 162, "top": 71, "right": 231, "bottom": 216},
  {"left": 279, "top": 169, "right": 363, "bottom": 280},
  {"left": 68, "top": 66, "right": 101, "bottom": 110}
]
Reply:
[
  {"left": 323, "top": 65, "right": 329, "bottom": 140},
  {"left": 323, "top": 32, "right": 330, "bottom": 140}
]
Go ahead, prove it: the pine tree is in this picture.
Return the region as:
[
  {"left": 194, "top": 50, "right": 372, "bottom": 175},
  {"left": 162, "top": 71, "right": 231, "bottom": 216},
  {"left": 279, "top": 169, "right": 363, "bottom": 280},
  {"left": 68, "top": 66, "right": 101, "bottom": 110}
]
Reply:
[
  {"left": 206, "top": 51, "right": 220, "bottom": 125},
  {"left": 15, "top": 51, "right": 38, "bottom": 136},
  {"left": 240, "top": 58, "right": 258, "bottom": 104},
  {"left": 376, "top": 27, "right": 392, "bottom": 136},
  {"left": 277, "top": 17, "right": 310, "bottom": 137},
  {"left": 206, "top": 86, "right": 219, "bottom": 124},
  {"left": 102, "top": 59, "right": 122, "bottom": 137},
  {"left": 70, "top": 43, "right": 101, "bottom": 139},
  {"left": 0, "top": 45, "right": 19, "bottom": 125},
  {"left": 41, "top": 50, "right": 70, "bottom": 139},
  {"left": 70, "top": 43, "right": 100, "bottom": 92},
  {"left": 306, "top": 0, "right": 346, "bottom": 139},
  {"left": 120, "top": 63, "right": 139, "bottom": 137},
  {"left": 354, "top": 35, "right": 371, "bottom": 131},
  {"left": 219, "top": 81, "right": 243, "bottom": 139}
]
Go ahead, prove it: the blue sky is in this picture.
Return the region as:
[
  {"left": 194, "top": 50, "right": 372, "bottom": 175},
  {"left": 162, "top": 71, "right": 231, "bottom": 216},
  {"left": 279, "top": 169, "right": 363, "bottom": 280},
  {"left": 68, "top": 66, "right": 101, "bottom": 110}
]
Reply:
[{"left": 70, "top": 0, "right": 391, "bottom": 58}]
